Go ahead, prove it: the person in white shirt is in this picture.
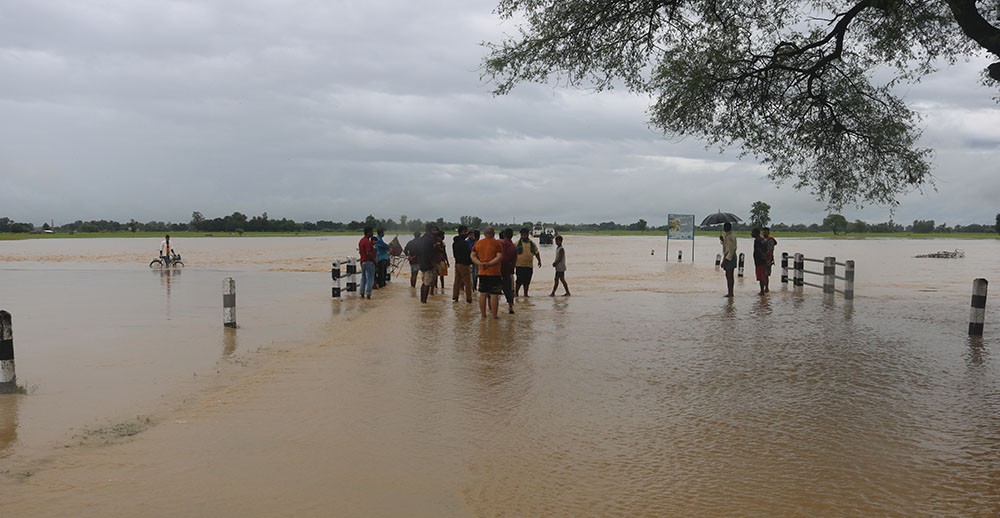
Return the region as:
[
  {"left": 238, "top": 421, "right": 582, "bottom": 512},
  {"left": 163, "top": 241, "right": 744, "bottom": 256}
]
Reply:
[{"left": 548, "top": 235, "right": 571, "bottom": 297}]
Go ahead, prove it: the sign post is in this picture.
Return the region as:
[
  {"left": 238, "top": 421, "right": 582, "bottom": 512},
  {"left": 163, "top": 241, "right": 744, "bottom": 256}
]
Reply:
[{"left": 667, "top": 214, "right": 695, "bottom": 262}]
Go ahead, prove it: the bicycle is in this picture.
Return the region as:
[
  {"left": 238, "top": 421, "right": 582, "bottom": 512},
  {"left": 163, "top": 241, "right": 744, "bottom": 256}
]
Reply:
[{"left": 150, "top": 250, "right": 184, "bottom": 269}]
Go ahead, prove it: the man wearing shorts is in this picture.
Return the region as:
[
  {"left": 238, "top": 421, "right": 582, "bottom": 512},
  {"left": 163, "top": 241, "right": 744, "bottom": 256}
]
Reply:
[
  {"left": 514, "top": 227, "right": 542, "bottom": 297},
  {"left": 471, "top": 226, "right": 504, "bottom": 319}
]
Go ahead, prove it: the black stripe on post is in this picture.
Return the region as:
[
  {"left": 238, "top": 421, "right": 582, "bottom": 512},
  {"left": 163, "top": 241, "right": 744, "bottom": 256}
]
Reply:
[
  {"left": 969, "top": 278, "right": 988, "bottom": 337},
  {"left": 0, "top": 339, "right": 12, "bottom": 361}
]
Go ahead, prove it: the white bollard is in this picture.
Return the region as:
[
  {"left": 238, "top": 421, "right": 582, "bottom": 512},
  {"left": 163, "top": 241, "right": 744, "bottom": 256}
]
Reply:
[
  {"left": 346, "top": 258, "right": 358, "bottom": 293},
  {"left": 970, "top": 278, "right": 988, "bottom": 336},
  {"left": 0, "top": 311, "right": 14, "bottom": 392},
  {"left": 844, "top": 260, "right": 855, "bottom": 300},
  {"left": 781, "top": 252, "right": 789, "bottom": 284},
  {"left": 223, "top": 278, "right": 237, "bottom": 328},
  {"left": 677, "top": 250, "right": 682, "bottom": 262},
  {"left": 823, "top": 257, "right": 836, "bottom": 295},
  {"left": 331, "top": 260, "right": 342, "bottom": 299},
  {"left": 793, "top": 253, "right": 804, "bottom": 292},
  {"left": 737, "top": 253, "right": 745, "bottom": 278},
  {"left": 715, "top": 254, "right": 721, "bottom": 269}
]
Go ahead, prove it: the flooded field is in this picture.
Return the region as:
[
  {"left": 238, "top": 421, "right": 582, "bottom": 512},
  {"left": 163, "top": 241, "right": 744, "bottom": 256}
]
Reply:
[{"left": 1, "top": 235, "right": 998, "bottom": 517}]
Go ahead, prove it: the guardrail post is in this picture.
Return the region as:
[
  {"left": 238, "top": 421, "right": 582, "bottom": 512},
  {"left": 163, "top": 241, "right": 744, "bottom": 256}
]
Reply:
[
  {"left": 737, "top": 252, "right": 745, "bottom": 278},
  {"left": 793, "top": 253, "right": 804, "bottom": 292},
  {"left": 823, "top": 257, "right": 836, "bottom": 295},
  {"left": 844, "top": 260, "right": 855, "bottom": 300},
  {"left": 0, "top": 311, "right": 15, "bottom": 393},
  {"left": 346, "top": 257, "right": 357, "bottom": 293},
  {"left": 970, "top": 278, "right": 988, "bottom": 336},
  {"left": 223, "top": 278, "right": 237, "bottom": 328},
  {"left": 331, "top": 260, "right": 342, "bottom": 299},
  {"left": 678, "top": 250, "right": 682, "bottom": 262},
  {"left": 781, "top": 252, "right": 788, "bottom": 284},
  {"left": 715, "top": 254, "right": 721, "bottom": 269}
]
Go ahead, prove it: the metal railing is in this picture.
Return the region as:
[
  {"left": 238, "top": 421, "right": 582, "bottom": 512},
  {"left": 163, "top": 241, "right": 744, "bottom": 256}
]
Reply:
[{"left": 781, "top": 252, "right": 855, "bottom": 300}]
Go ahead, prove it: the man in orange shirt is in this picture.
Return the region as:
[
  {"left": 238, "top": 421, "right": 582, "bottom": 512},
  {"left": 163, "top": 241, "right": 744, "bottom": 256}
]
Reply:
[{"left": 471, "top": 226, "right": 504, "bottom": 319}]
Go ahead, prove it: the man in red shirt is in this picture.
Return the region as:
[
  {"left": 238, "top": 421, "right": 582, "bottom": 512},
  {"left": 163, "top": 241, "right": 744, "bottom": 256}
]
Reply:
[
  {"left": 358, "top": 226, "right": 376, "bottom": 299},
  {"left": 499, "top": 228, "right": 518, "bottom": 314},
  {"left": 471, "top": 226, "right": 504, "bottom": 319}
]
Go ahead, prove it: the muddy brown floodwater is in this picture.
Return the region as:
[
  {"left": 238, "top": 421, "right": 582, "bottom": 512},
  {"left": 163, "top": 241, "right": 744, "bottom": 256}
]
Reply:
[{"left": 1, "top": 235, "right": 999, "bottom": 517}]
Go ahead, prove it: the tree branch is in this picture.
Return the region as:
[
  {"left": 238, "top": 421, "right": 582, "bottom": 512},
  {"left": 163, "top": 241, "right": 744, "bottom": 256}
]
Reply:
[{"left": 942, "top": 0, "right": 1000, "bottom": 80}]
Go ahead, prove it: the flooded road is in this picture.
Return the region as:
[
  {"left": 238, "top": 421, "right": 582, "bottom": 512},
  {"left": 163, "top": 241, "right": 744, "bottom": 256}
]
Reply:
[{"left": 1, "top": 235, "right": 998, "bottom": 516}]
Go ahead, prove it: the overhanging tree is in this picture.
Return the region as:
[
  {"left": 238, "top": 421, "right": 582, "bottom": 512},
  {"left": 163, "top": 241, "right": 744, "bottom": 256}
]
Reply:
[{"left": 483, "top": 1, "right": 1000, "bottom": 208}]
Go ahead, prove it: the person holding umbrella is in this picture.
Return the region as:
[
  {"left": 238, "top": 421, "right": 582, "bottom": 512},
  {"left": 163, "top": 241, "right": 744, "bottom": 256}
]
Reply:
[{"left": 720, "top": 222, "right": 737, "bottom": 297}]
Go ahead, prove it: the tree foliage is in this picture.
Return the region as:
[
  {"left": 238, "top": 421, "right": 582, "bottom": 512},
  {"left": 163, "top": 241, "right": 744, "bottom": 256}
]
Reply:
[
  {"left": 911, "top": 219, "right": 937, "bottom": 233},
  {"left": 626, "top": 218, "right": 648, "bottom": 231},
  {"left": 823, "top": 213, "right": 849, "bottom": 234},
  {"left": 483, "top": 0, "right": 1000, "bottom": 208},
  {"left": 750, "top": 201, "right": 772, "bottom": 229}
]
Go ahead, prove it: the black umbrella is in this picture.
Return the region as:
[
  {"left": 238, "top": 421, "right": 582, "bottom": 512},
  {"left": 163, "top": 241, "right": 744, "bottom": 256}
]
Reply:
[{"left": 700, "top": 211, "right": 742, "bottom": 226}]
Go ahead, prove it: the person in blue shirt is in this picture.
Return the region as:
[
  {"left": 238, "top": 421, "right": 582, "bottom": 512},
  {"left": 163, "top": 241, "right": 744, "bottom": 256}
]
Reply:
[{"left": 374, "top": 228, "right": 391, "bottom": 288}]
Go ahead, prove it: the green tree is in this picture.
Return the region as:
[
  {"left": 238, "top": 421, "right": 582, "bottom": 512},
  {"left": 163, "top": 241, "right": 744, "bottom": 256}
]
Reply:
[
  {"left": 823, "top": 214, "right": 848, "bottom": 235},
  {"left": 483, "top": 1, "right": 1000, "bottom": 208},
  {"left": 912, "top": 219, "right": 936, "bottom": 233},
  {"left": 247, "top": 212, "right": 269, "bottom": 232},
  {"left": 627, "top": 218, "right": 648, "bottom": 231},
  {"left": 190, "top": 211, "right": 205, "bottom": 231},
  {"left": 749, "top": 201, "right": 771, "bottom": 229},
  {"left": 995, "top": 213, "right": 1000, "bottom": 234},
  {"left": 460, "top": 215, "right": 483, "bottom": 229},
  {"left": 223, "top": 212, "right": 248, "bottom": 232}
]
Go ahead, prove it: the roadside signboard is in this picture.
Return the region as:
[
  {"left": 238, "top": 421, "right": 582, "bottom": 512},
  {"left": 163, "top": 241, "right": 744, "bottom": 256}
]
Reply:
[{"left": 666, "top": 214, "right": 695, "bottom": 262}]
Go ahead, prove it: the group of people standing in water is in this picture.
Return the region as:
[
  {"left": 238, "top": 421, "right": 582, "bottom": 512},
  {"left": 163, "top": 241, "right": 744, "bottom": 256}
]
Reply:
[
  {"left": 384, "top": 223, "right": 570, "bottom": 319},
  {"left": 719, "top": 222, "right": 777, "bottom": 297}
]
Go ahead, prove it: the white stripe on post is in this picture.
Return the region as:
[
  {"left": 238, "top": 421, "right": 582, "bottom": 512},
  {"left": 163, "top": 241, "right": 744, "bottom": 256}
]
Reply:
[
  {"left": 223, "top": 278, "right": 237, "bottom": 328},
  {"left": 781, "top": 252, "right": 788, "bottom": 284},
  {"left": 737, "top": 252, "right": 745, "bottom": 278}
]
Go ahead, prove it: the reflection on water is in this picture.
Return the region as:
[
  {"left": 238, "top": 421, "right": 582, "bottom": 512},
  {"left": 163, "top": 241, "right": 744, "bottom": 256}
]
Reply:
[
  {"left": 0, "top": 394, "right": 18, "bottom": 456},
  {"left": 222, "top": 327, "right": 238, "bottom": 357},
  {"left": 0, "top": 236, "right": 998, "bottom": 515}
]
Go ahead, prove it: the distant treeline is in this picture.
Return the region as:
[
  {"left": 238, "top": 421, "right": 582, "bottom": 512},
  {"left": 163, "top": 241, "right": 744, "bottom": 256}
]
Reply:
[{"left": 3, "top": 213, "right": 999, "bottom": 235}]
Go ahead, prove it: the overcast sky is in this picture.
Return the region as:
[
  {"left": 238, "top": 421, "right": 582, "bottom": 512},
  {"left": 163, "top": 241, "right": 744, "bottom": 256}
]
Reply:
[{"left": 2, "top": 0, "right": 998, "bottom": 228}]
